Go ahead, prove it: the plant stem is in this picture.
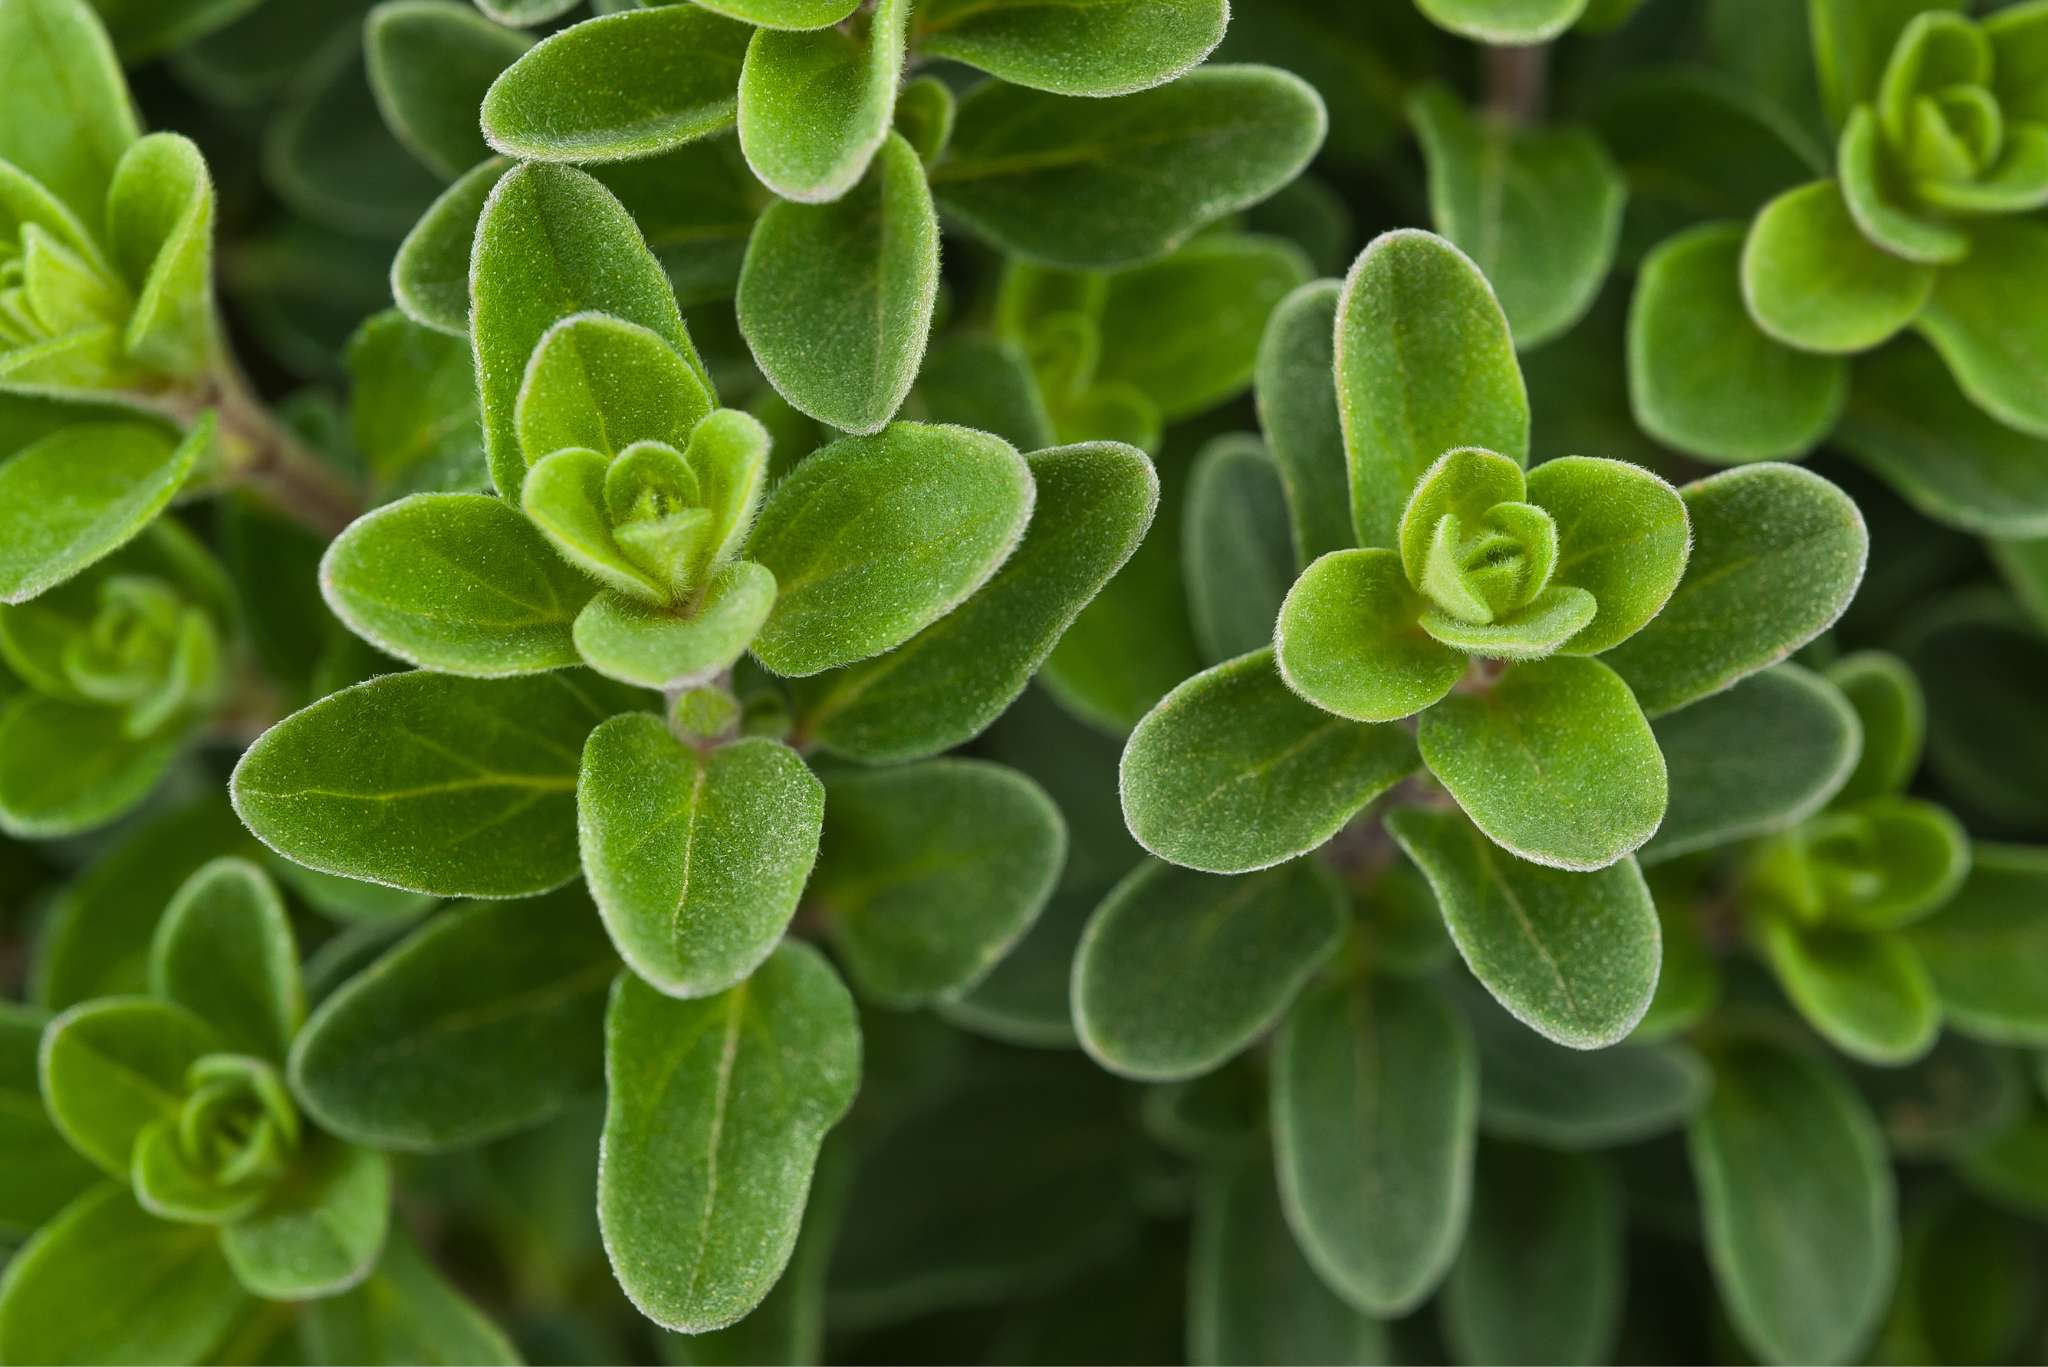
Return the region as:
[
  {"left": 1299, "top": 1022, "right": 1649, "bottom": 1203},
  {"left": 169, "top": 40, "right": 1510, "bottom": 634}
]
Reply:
[
  {"left": 1484, "top": 42, "right": 1550, "bottom": 125},
  {"left": 209, "top": 361, "right": 361, "bottom": 537}
]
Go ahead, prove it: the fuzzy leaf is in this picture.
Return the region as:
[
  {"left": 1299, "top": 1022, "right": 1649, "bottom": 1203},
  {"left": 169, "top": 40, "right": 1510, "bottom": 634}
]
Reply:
[
  {"left": 367, "top": 0, "right": 530, "bottom": 180},
  {"left": 149, "top": 857, "right": 302, "bottom": 1063},
  {"left": 0, "top": 0, "right": 138, "bottom": 222},
  {"left": 1255, "top": 279, "right": 1354, "bottom": 566},
  {"left": 220, "top": 1140, "right": 390, "bottom": 1301},
  {"left": 913, "top": 0, "right": 1225, "bottom": 97},
  {"left": 1275, "top": 547, "right": 1466, "bottom": 723},
  {"left": 736, "top": 0, "right": 910, "bottom": 202},
  {"left": 1914, "top": 218, "right": 2048, "bottom": 438},
  {"left": 0, "top": 693, "right": 185, "bottom": 838},
  {"left": 1827, "top": 650, "right": 1924, "bottom": 805},
  {"left": 1121, "top": 647, "right": 1419, "bottom": 874},
  {"left": 1742, "top": 179, "right": 1933, "bottom": 354},
  {"left": 1759, "top": 918, "right": 1940, "bottom": 1065},
  {"left": 1183, "top": 436, "right": 1295, "bottom": 662},
  {"left": 599, "top": 947, "right": 860, "bottom": 1333},
  {"left": 1906, "top": 844, "right": 2048, "bottom": 1047},
  {"left": 0, "top": 419, "right": 205, "bottom": 605},
  {"left": 573, "top": 563, "right": 777, "bottom": 689},
  {"left": 1416, "top": 0, "right": 1587, "bottom": 43},
  {"left": 1525, "top": 455, "right": 1690, "bottom": 655},
  {"left": 345, "top": 312, "right": 489, "bottom": 497},
  {"left": 0, "top": 1005, "right": 98, "bottom": 1237},
  {"left": 694, "top": 0, "right": 858, "bottom": 25},
  {"left": 514, "top": 314, "right": 714, "bottom": 466},
  {"left": 392, "top": 157, "right": 510, "bottom": 337},
  {"left": 38, "top": 996, "right": 223, "bottom": 1178},
  {"left": 106, "top": 133, "right": 218, "bottom": 380}
]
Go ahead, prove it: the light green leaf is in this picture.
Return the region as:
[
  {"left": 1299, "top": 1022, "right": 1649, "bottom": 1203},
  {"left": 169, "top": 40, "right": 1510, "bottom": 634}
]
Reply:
[
  {"left": 599, "top": 947, "right": 860, "bottom": 1332},
  {"left": 105, "top": 133, "right": 218, "bottom": 380},
  {"left": 39, "top": 995, "right": 223, "bottom": 1178},
  {"left": 516, "top": 314, "right": 715, "bottom": 470},
  {"left": 1255, "top": 279, "right": 1354, "bottom": 567},
  {"left": 1758, "top": 917, "right": 1940, "bottom": 1065},
  {"left": 930, "top": 65, "right": 1327, "bottom": 269},
  {"left": 694, "top": 0, "right": 858, "bottom": 26},
  {"left": 791, "top": 441, "right": 1155, "bottom": 763},
  {"left": 476, "top": 0, "right": 577, "bottom": 23},
  {"left": 321, "top": 493, "right": 596, "bottom": 677},
  {"left": 1837, "top": 105, "right": 1970, "bottom": 266},
  {"left": 1273, "top": 971, "right": 1477, "bottom": 1316},
  {"left": 1389, "top": 805, "right": 1661, "bottom": 1049},
  {"left": 232, "top": 671, "right": 627, "bottom": 898},
  {"left": 290, "top": 886, "right": 616, "bottom": 1151},
  {"left": 1915, "top": 217, "right": 2048, "bottom": 438},
  {"left": 1409, "top": 84, "right": 1625, "bottom": 349},
  {"left": 1827, "top": 650, "right": 1924, "bottom": 805},
  {"left": 1419, "top": 655, "right": 1667, "bottom": 872},
  {"left": 367, "top": 1, "right": 530, "bottom": 181},
  {"left": 737, "top": 133, "right": 937, "bottom": 434},
  {"left": 221, "top": 1140, "right": 390, "bottom": 1300},
  {"left": 0, "top": 418, "right": 205, "bottom": 605},
  {"left": 812, "top": 759, "right": 1064, "bottom": 1008},
  {"left": 0, "top": 0, "right": 138, "bottom": 222},
  {"left": 1074, "top": 857, "right": 1344, "bottom": 1082},
  {"left": 573, "top": 564, "right": 776, "bottom": 689},
  {"left": 1811, "top": 0, "right": 1966, "bottom": 128},
  {"left": 0, "top": 1004, "right": 100, "bottom": 1237},
  {"left": 1906, "top": 844, "right": 2048, "bottom": 1047},
  {"left": 149, "top": 857, "right": 302, "bottom": 1063},
  {"left": 0, "top": 1184, "right": 247, "bottom": 1366},
  {"left": 1275, "top": 547, "right": 1466, "bottom": 723},
  {"left": 747, "top": 423, "right": 1034, "bottom": 676},
  {"left": 392, "top": 157, "right": 510, "bottom": 337},
  {"left": 1121, "top": 647, "right": 1419, "bottom": 874},
  {"left": 1645, "top": 664, "right": 1860, "bottom": 861},
  {"left": 0, "top": 692, "right": 186, "bottom": 838},
  {"left": 1183, "top": 435, "right": 1295, "bottom": 663},
  {"left": 1603, "top": 463, "right": 1868, "bottom": 716},
  {"left": 1416, "top": 0, "right": 1587, "bottom": 43},
  {"left": 1689, "top": 1036, "right": 1896, "bottom": 1366},
  {"left": 301, "top": 1227, "right": 522, "bottom": 1366},
  {"left": 1629, "top": 222, "right": 1848, "bottom": 462},
  {"left": 482, "top": 6, "right": 751, "bottom": 163},
  {"left": 1742, "top": 179, "right": 1933, "bottom": 354},
  {"left": 913, "top": 0, "right": 1225, "bottom": 97},
  {"left": 1336, "top": 229, "right": 1528, "bottom": 551},
  {"left": 580, "top": 715, "right": 821, "bottom": 999},
  {"left": 1524, "top": 455, "right": 1690, "bottom": 655},
  {"left": 736, "top": 0, "right": 910, "bottom": 203}
]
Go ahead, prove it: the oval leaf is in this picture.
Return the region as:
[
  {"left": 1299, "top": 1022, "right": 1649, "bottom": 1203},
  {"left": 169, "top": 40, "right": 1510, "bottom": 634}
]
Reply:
[
  {"left": 913, "top": 0, "right": 1226, "bottom": 97},
  {"left": 736, "top": 0, "right": 910, "bottom": 202},
  {"left": 0, "top": 419, "right": 204, "bottom": 605},
  {"left": 149, "top": 856, "right": 302, "bottom": 1063}
]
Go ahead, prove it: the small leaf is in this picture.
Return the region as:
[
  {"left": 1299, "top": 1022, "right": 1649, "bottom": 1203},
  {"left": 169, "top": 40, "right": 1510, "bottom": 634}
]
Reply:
[
  {"left": 106, "top": 133, "right": 219, "bottom": 380},
  {"left": 1689, "top": 1036, "right": 1897, "bottom": 1366},
  {"left": 0, "top": 0, "right": 138, "bottom": 222},
  {"left": 1525, "top": 455, "right": 1690, "bottom": 655},
  {"left": 290, "top": 886, "right": 616, "bottom": 1150},
  {"left": 1409, "top": 84, "right": 1626, "bottom": 348},
  {"left": 0, "top": 419, "right": 205, "bottom": 605},
  {"left": 392, "top": 157, "right": 511, "bottom": 337},
  {"left": 321, "top": 493, "right": 596, "bottom": 677},
  {"left": 515, "top": 312, "right": 715, "bottom": 465},
  {"left": 1826, "top": 650, "right": 1924, "bottom": 805},
  {"left": 1646, "top": 664, "right": 1860, "bottom": 862},
  {"left": 302, "top": 1227, "right": 522, "bottom": 1366},
  {"left": 791, "top": 441, "right": 1155, "bottom": 762},
  {"left": 580, "top": 715, "right": 821, "bottom": 999},
  {"left": 738, "top": 133, "right": 938, "bottom": 434},
  {"left": 812, "top": 759, "right": 1064, "bottom": 1007},
  {"left": 1810, "top": 0, "right": 1964, "bottom": 127},
  {"left": 0, "top": 1185, "right": 246, "bottom": 1366},
  {"left": 1603, "top": 463, "right": 1869, "bottom": 716},
  {"left": 910, "top": 335, "right": 1053, "bottom": 450},
  {"left": 1419, "top": 656, "right": 1667, "bottom": 873},
  {"left": 1183, "top": 435, "right": 1296, "bottom": 663},
  {"left": 736, "top": 0, "right": 910, "bottom": 202},
  {"left": 149, "top": 857, "right": 302, "bottom": 1062},
  {"left": 0, "top": 693, "right": 185, "bottom": 839},
  {"left": 1255, "top": 279, "right": 1354, "bottom": 567},
  {"left": 1758, "top": 917, "right": 1940, "bottom": 1065},
  {"left": 930, "top": 65, "right": 1327, "bottom": 269},
  {"left": 1741, "top": 179, "right": 1933, "bottom": 354},
  {"left": 39, "top": 996, "right": 224, "bottom": 1178},
  {"left": 913, "top": 0, "right": 1226, "bottom": 97},
  {"left": 1906, "top": 843, "right": 2048, "bottom": 1047},
  {"left": 1416, "top": 0, "right": 1588, "bottom": 43},
  {"left": 694, "top": 0, "right": 858, "bottom": 26},
  {"left": 1389, "top": 805, "right": 1661, "bottom": 1049},
  {"left": 1337, "top": 229, "right": 1528, "bottom": 551},
  {"left": 482, "top": 6, "right": 752, "bottom": 163},
  {"left": 345, "top": 312, "right": 489, "bottom": 498},
  {"left": 1122, "top": 647, "right": 1420, "bottom": 874},
  {"left": 233, "top": 671, "right": 626, "bottom": 898},
  {"left": 1629, "top": 223, "right": 1848, "bottom": 462},
  {"left": 221, "top": 1141, "right": 390, "bottom": 1300},
  {"left": 1272, "top": 971, "right": 1477, "bottom": 1316},
  {"left": 1915, "top": 218, "right": 2048, "bottom": 438},
  {"left": 573, "top": 563, "right": 777, "bottom": 689},
  {"left": 599, "top": 947, "right": 860, "bottom": 1332},
  {"left": 1275, "top": 547, "right": 1466, "bottom": 724},
  {"left": 747, "top": 423, "right": 1034, "bottom": 676},
  {"left": 1074, "top": 857, "right": 1344, "bottom": 1082},
  {"left": 0, "top": 1004, "right": 100, "bottom": 1237},
  {"left": 475, "top": 0, "right": 577, "bottom": 23},
  {"left": 367, "top": 0, "right": 531, "bottom": 180}
]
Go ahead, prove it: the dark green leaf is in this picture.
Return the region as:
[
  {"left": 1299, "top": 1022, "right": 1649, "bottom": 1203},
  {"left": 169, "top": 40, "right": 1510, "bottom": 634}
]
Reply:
[
  {"left": 1254, "top": 279, "right": 1354, "bottom": 566},
  {"left": 912, "top": 0, "right": 1226, "bottom": 97},
  {"left": 366, "top": 0, "right": 531, "bottom": 180}
]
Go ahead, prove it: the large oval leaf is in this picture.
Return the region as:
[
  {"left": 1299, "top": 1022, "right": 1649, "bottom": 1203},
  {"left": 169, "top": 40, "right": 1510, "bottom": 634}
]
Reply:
[{"left": 913, "top": 0, "right": 1226, "bottom": 97}]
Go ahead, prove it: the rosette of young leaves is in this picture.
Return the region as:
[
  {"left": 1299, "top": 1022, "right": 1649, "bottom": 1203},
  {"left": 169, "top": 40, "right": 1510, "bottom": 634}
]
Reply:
[{"left": 0, "top": 518, "right": 232, "bottom": 836}]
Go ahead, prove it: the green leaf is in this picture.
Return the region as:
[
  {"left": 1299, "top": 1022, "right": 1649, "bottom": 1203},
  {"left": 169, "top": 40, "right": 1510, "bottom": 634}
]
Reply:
[
  {"left": 1906, "top": 844, "right": 2048, "bottom": 1047},
  {"left": 1415, "top": 0, "right": 1587, "bottom": 43},
  {"left": 736, "top": 0, "right": 910, "bottom": 202},
  {"left": 106, "top": 133, "right": 219, "bottom": 380},
  {"left": 1758, "top": 917, "right": 1940, "bottom": 1065},
  {"left": 1524, "top": 455, "right": 1690, "bottom": 655},
  {"left": 1189, "top": 1152, "right": 1390, "bottom": 1367},
  {"left": 1183, "top": 435, "right": 1295, "bottom": 663},
  {"left": 321, "top": 493, "right": 596, "bottom": 676},
  {"left": 392, "top": 157, "right": 510, "bottom": 337},
  {"left": 39, "top": 995, "right": 223, "bottom": 1178},
  {"left": 346, "top": 312, "right": 489, "bottom": 499},
  {"left": 149, "top": 857, "right": 302, "bottom": 1063},
  {"left": 516, "top": 313, "right": 715, "bottom": 470},
  {"left": 482, "top": 6, "right": 751, "bottom": 163},
  {"left": 1811, "top": 0, "right": 1966, "bottom": 128},
  {"left": 0, "top": 0, "right": 138, "bottom": 223},
  {"left": 1121, "top": 647, "right": 1419, "bottom": 874},
  {"left": 1389, "top": 805, "right": 1661, "bottom": 1049},
  {"left": 1914, "top": 217, "right": 2048, "bottom": 438},
  {"left": 1857, "top": 1032, "right": 2024, "bottom": 1159},
  {"left": 1275, "top": 548, "right": 1466, "bottom": 723},
  {"left": 221, "top": 1140, "right": 390, "bottom": 1300},
  {"left": 1419, "top": 656, "right": 1667, "bottom": 872},
  {"left": 1255, "top": 279, "right": 1354, "bottom": 567},
  {"left": 1272, "top": 971, "right": 1477, "bottom": 1316},
  {"left": 0, "top": 419, "right": 206, "bottom": 605},
  {"left": 261, "top": 39, "right": 443, "bottom": 240},
  {"left": 1962, "top": 1100, "right": 2048, "bottom": 1219},
  {"left": 1337, "top": 229, "right": 1528, "bottom": 551},
  {"left": 0, "top": 1004, "right": 99, "bottom": 1237},
  {"left": 0, "top": 692, "right": 186, "bottom": 838},
  {"left": 930, "top": 65, "right": 1327, "bottom": 269},
  {"left": 812, "top": 759, "right": 1064, "bottom": 1007},
  {"left": 1093, "top": 234, "right": 1312, "bottom": 422},
  {"left": 290, "top": 886, "right": 616, "bottom": 1151},
  {"left": 1628, "top": 223, "right": 1848, "bottom": 462},
  {"left": 1837, "top": 105, "right": 1971, "bottom": 266},
  {"left": 471, "top": 162, "right": 707, "bottom": 500},
  {"left": 1838, "top": 336, "right": 2048, "bottom": 537},
  {"left": 1074, "top": 857, "right": 1344, "bottom": 1082},
  {"left": 1689, "top": 1036, "right": 1896, "bottom": 1366},
  {"left": 367, "top": 1, "right": 530, "bottom": 180},
  {"left": 1645, "top": 664, "right": 1860, "bottom": 861},
  {"left": 737, "top": 133, "right": 937, "bottom": 434},
  {"left": 301, "top": 1227, "right": 521, "bottom": 1366},
  {"left": 233, "top": 671, "right": 626, "bottom": 898},
  {"left": 599, "top": 947, "right": 860, "bottom": 1332},
  {"left": 791, "top": 441, "right": 1155, "bottom": 762},
  {"left": 0, "top": 1184, "right": 247, "bottom": 1366},
  {"left": 1900, "top": 592, "right": 2048, "bottom": 828},
  {"left": 1603, "top": 463, "right": 1869, "bottom": 716},
  {"left": 1826, "top": 650, "right": 1924, "bottom": 805},
  {"left": 913, "top": 0, "right": 1225, "bottom": 97},
  {"left": 573, "top": 564, "right": 777, "bottom": 689},
  {"left": 746, "top": 423, "right": 1034, "bottom": 676},
  {"left": 1409, "top": 85, "right": 1626, "bottom": 349},
  {"left": 910, "top": 335, "right": 1054, "bottom": 451},
  {"left": 1741, "top": 179, "right": 1933, "bottom": 354},
  {"left": 475, "top": 0, "right": 576, "bottom": 23},
  {"left": 580, "top": 715, "right": 821, "bottom": 999},
  {"left": 693, "top": 0, "right": 858, "bottom": 26}
]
